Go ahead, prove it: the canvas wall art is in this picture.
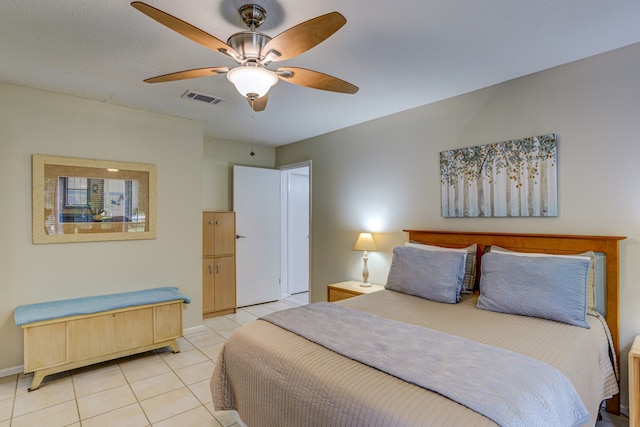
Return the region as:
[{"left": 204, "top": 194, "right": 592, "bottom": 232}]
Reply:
[{"left": 440, "top": 134, "right": 557, "bottom": 217}]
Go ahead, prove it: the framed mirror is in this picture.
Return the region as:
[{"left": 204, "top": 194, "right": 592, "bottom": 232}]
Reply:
[{"left": 32, "top": 154, "right": 157, "bottom": 244}]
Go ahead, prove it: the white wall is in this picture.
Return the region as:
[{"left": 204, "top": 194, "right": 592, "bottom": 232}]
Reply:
[
  {"left": 276, "top": 42, "right": 640, "bottom": 406},
  {"left": 202, "top": 136, "right": 275, "bottom": 211},
  {"left": 0, "top": 83, "right": 203, "bottom": 373}
]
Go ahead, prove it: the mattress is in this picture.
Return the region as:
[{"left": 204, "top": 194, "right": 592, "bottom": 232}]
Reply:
[{"left": 212, "top": 290, "right": 617, "bottom": 426}]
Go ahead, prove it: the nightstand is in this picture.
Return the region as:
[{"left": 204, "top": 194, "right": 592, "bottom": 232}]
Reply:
[
  {"left": 630, "top": 336, "right": 640, "bottom": 426},
  {"left": 327, "top": 280, "right": 384, "bottom": 302}
]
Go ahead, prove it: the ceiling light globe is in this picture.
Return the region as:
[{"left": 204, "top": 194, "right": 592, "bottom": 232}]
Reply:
[{"left": 227, "top": 66, "right": 278, "bottom": 100}]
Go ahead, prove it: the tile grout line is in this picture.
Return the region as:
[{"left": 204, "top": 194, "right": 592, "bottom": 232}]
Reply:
[
  {"left": 70, "top": 371, "right": 81, "bottom": 426},
  {"left": 116, "top": 358, "right": 152, "bottom": 427},
  {"left": 153, "top": 342, "right": 215, "bottom": 425},
  {"left": 9, "top": 374, "right": 18, "bottom": 425}
]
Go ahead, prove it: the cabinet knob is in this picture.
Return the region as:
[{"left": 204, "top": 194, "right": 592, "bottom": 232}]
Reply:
[
  {"left": 216, "top": 220, "right": 221, "bottom": 224},
  {"left": 209, "top": 221, "right": 214, "bottom": 224}
]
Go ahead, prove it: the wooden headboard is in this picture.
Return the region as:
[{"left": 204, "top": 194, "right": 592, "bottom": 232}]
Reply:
[{"left": 404, "top": 230, "right": 626, "bottom": 414}]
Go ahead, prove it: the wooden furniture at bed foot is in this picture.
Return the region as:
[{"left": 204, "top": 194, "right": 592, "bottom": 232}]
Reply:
[
  {"left": 203, "top": 211, "right": 236, "bottom": 318},
  {"left": 327, "top": 280, "right": 384, "bottom": 302},
  {"left": 22, "top": 300, "right": 183, "bottom": 390}
]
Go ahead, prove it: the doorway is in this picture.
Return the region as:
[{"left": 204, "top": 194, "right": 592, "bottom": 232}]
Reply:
[{"left": 280, "top": 164, "right": 310, "bottom": 299}]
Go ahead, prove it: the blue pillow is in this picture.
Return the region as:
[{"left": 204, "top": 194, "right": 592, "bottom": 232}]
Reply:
[
  {"left": 477, "top": 251, "right": 591, "bottom": 328},
  {"left": 405, "top": 242, "right": 477, "bottom": 294},
  {"left": 385, "top": 246, "right": 466, "bottom": 303}
]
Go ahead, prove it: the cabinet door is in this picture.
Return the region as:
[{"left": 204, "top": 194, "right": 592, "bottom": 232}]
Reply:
[
  {"left": 203, "top": 212, "right": 216, "bottom": 256},
  {"left": 203, "top": 258, "right": 215, "bottom": 314},
  {"left": 214, "top": 256, "right": 236, "bottom": 311},
  {"left": 203, "top": 212, "right": 235, "bottom": 256},
  {"left": 214, "top": 212, "right": 236, "bottom": 256}
]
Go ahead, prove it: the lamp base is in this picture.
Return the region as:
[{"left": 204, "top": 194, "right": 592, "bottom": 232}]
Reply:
[{"left": 360, "top": 251, "right": 371, "bottom": 287}]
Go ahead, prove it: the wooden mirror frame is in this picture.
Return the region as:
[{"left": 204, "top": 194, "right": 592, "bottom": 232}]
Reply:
[{"left": 32, "top": 154, "right": 157, "bottom": 244}]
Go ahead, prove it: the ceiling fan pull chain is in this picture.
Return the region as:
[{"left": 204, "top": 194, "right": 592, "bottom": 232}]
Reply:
[{"left": 250, "top": 109, "right": 256, "bottom": 156}]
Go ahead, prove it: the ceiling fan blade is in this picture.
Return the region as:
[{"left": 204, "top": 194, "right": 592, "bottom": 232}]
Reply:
[
  {"left": 247, "top": 94, "right": 268, "bottom": 112},
  {"left": 143, "top": 67, "right": 229, "bottom": 83},
  {"left": 131, "top": 2, "right": 238, "bottom": 58},
  {"left": 263, "top": 12, "right": 346, "bottom": 62},
  {"left": 277, "top": 67, "right": 358, "bottom": 94}
]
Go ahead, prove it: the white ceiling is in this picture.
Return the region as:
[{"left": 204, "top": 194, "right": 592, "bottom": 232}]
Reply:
[{"left": 1, "top": 0, "right": 639, "bottom": 147}]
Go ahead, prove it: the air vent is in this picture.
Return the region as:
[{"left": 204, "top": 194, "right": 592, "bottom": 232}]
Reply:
[{"left": 181, "top": 90, "right": 223, "bottom": 105}]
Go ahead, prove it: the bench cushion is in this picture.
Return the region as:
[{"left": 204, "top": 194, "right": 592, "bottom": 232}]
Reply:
[{"left": 15, "top": 287, "right": 190, "bottom": 326}]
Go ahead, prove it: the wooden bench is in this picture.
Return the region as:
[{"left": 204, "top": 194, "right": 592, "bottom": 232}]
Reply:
[{"left": 15, "top": 287, "right": 190, "bottom": 390}]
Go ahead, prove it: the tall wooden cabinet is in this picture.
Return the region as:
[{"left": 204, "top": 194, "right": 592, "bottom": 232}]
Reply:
[{"left": 202, "top": 211, "right": 236, "bottom": 318}]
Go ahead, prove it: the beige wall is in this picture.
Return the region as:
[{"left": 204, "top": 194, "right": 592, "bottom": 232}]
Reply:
[
  {"left": 202, "top": 136, "right": 275, "bottom": 211},
  {"left": 0, "top": 83, "right": 204, "bottom": 374},
  {"left": 2, "top": 40, "right": 638, "bottom": 407},
  {"left": 276, "top": 42, "right": 640, "bottom": 406}
]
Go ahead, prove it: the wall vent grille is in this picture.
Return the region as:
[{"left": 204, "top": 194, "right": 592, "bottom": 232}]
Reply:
[{"left": 181, "top": 90, "right": 223, "bottom": 105}]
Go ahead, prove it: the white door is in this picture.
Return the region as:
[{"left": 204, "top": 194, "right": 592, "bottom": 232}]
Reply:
[
  {"left": 287, "top": 167, "right": 309, "bottom": 294},
  {"left": 233, "top": 165, "right": 281, "bottom": 307}
]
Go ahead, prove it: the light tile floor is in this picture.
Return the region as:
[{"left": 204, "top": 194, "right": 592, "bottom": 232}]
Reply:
[
  {"left": 0, "top": 292, "right": 308, "bottom": 427},
  {"left": 0, "top": 291, "right": 629, "bottom": 426}
]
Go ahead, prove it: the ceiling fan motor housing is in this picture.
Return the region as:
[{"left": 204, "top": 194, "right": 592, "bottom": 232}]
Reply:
[{"left": 227, "top": 32, "right": 271, "bottom": 61}]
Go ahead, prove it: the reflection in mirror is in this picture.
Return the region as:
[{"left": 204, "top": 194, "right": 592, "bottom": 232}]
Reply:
[{"left": 33, "top": 155, "right": 156, "bottom": 244}]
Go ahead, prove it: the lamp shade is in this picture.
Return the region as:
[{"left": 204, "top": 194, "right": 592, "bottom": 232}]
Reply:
[
  {"left": 353, "top": 232, "right": 376, "bottom": 251},
  {"left": 227, "top": 65, "right": 278, "bottom": 99}
]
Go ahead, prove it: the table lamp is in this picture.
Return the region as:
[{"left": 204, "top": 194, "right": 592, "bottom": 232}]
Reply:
[{"left": 353, "top": 232, "right": 377, "bottom": 286}]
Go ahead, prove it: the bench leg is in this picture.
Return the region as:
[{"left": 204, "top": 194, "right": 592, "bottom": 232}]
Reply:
[{"left": 28, "top": 371, "right": 46, "bottom": 391}]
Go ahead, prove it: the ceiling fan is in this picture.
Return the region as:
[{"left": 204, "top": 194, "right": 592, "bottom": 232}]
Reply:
[{"left": 131, "top": 2, "right": 359, "bottom": 111}]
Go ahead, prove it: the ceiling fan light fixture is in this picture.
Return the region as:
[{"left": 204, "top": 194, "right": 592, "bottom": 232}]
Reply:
[{"left": 227, "top": 64, "right": 278, "bottom": 100}]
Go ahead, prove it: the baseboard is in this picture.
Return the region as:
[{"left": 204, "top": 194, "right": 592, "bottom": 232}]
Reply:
[
  {"left": 620, "top": 402, "right": 629, "bottom": 417},
  {"left": 0, "top": 365, "right": 24, "bottom": 378}
]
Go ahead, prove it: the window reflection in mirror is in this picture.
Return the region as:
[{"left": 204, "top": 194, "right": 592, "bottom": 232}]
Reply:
[{"left": 34, "top": 155, "right": 156, "bottom": 243}]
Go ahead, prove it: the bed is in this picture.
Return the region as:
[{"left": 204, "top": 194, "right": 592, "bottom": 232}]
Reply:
[{"left": 212, "top": 230, "right": 625, "bottom": 426}]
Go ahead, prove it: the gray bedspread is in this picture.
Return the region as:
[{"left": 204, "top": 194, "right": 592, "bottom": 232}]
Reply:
[
  {"left": 212, "top": 291, "right": 618, "bottom": 427},
  {"left": 261, "top": 302, "right": 589, "bottom": 427}
]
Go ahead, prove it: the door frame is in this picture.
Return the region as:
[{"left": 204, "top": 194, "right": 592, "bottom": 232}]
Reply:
[{"left": 279, "top": 161, "right": 312, "bottom": 300}]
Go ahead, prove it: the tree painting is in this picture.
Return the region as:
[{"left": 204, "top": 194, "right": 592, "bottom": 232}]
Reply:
[{"left": 440, "top": 134, "right": 557, "bottom": 217}]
